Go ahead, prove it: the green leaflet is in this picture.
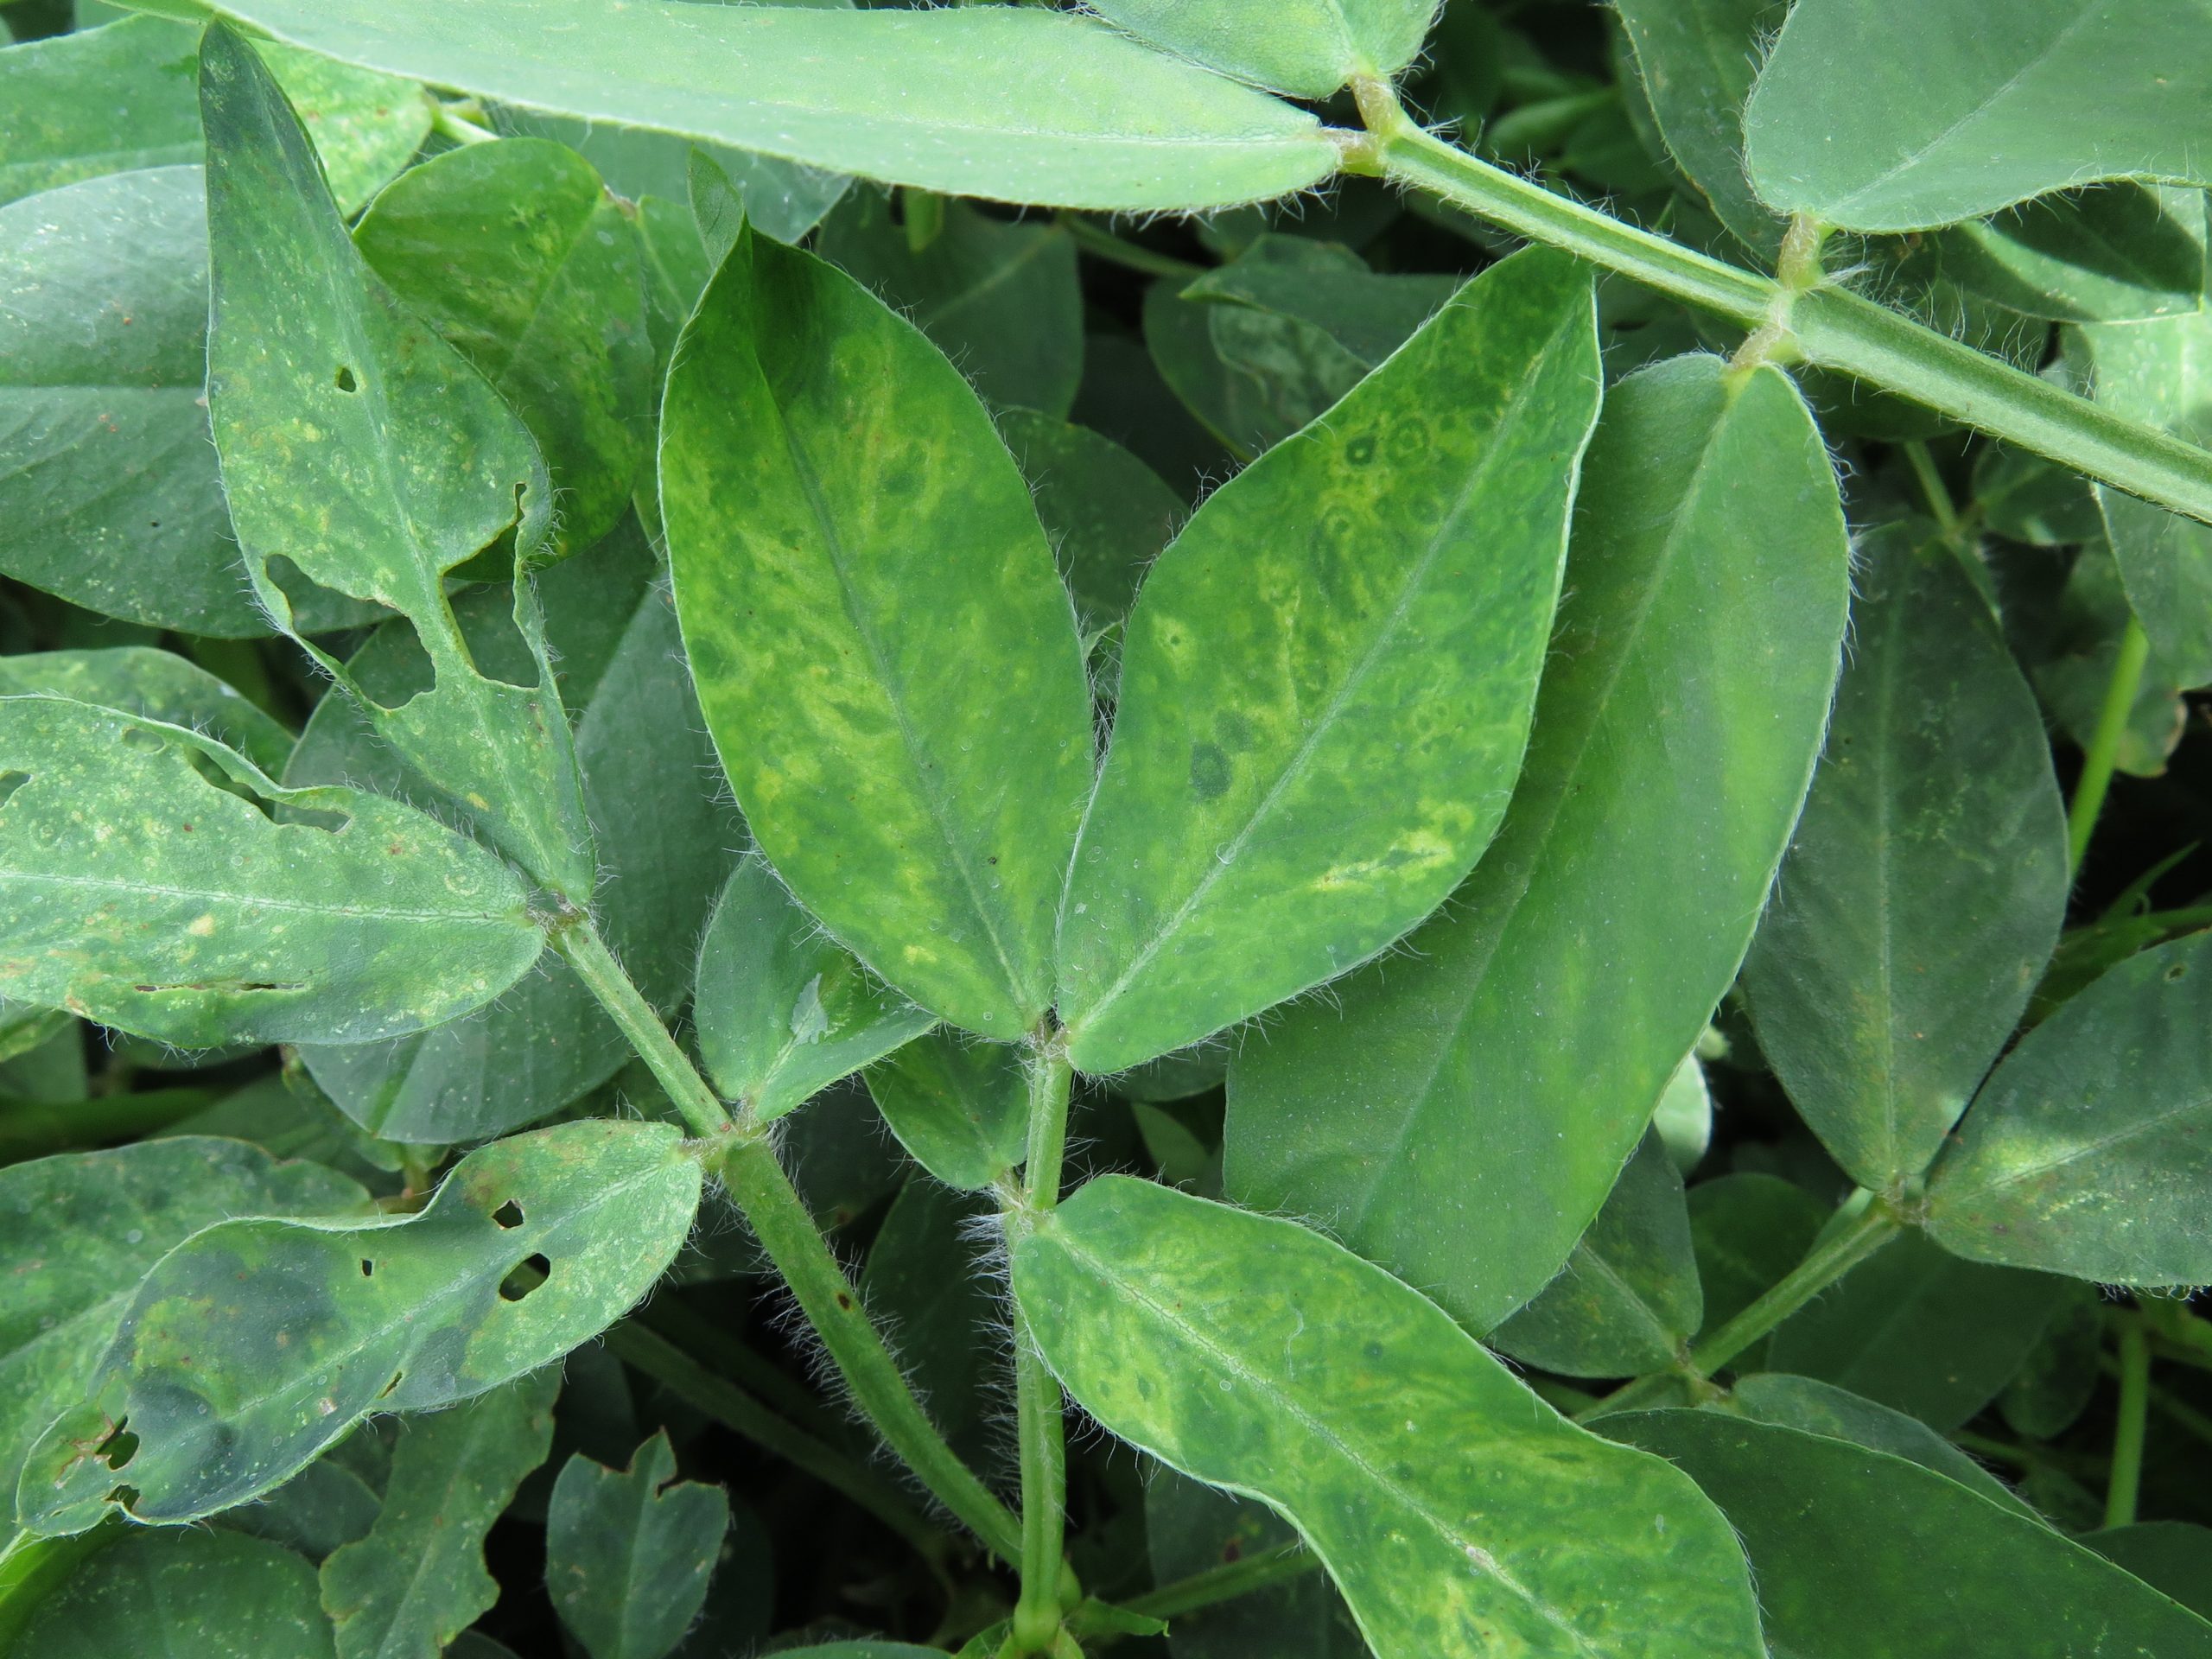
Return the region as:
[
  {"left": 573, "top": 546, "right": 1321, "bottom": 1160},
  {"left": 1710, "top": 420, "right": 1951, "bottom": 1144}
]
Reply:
[
  {"left": 1611, "top": 0, "right": 1786, "bottom": 252},
  {"left": 1085, "top": 0, "right": 1437, "bottom": 99},
  {"left": 1224, "top": 354, "right": 1849, "bottom": 1331},
  {"left": 2023, "top": 535, "right": 2191, "bottom": 774},
  {"left": 770, "top": 1647, "right": 942, "bottom": 1658},
  {"left": 1145, "top": 1471, "right": 1363, "bottom": 1659},
  {"left": 225, "top": 1458, "right": 382, "bottom": 1561},
  {"left": 547, "top": 1431, "right": 730, "bottom": 1659},
  {"left": 0, "top": 647, "right": 292, "bottom": 773},
  {"left": 292, "top": 524, "right": 738, "bottom": 1143},
  {"left": 1926, "top": 929, "right": 2212, "bottom": 1284},
  {"left": 1605, "top": 1410, "right": 2212, "bottom": 1656},
  {"left": 664, "top": 226, "right": 1094, "bottom": 1039},
  {"left": 0, "top": 1137, "right": 365, "bottom": 1525},
  {"left": 1744, "top": 0, "right": 2212, "bottom": 232},
  {"left": 1940, "top": 185, "right": 2206, "bottom": 324},
  {"left": 1650, "top": 1052, "right": 1713, "bottom": 1173},
  {"left": 0, "top": 14, "right": 428, "bottom": 213},
  {"left": 2000, "top": 1283, "right": 2105, "bottom": 1439},
  {"left": 13, "top": 1528, "right": 334, "bottom": 1659},
  {"left": 0, "top": 696, "right": 544, "bottom": 1046},
  {"left": 860, "top": 1181, "right": 995, "bottom": 1470},
  {"left": 1490, "top": 1131, "right": 1701, "bottom": 1379},
  {"left": 321, "top": 1371, "right": 558, "bottom": 1659},
  {"left": 1686, "top": 1173, "right": 1827, "bottom": 1364},
  {"left": 17, "top": 1119, "right": 702, "bottom": 1534},
  {"left": 1058, "top": 248, "right": 1600, "bottom": 1074},
  {"left": 694, "top": 855, "right": 938, "bottom": 1125},
  {"left": 200, "top": 26, "right": 595, "bottom": 901},
  {"left": 818, "top": 192, "right": 1083, "bottom": 418},
  {"left": 2089, "top": 1523, "right": 2212, "bottom": 1621},
  {"left": 1013, "top": 1177, "right": 1765, "bottom": 1658},
  {"left": 1727, "top": 1373, "right": 2036, "bottom": 1518},
  {"left": 863, "top": 1030, "right": 1027, "bottom": 1191},
  {"left": 354, "top": 139, "right": 653, "bottom": 560},
  {"left": 1184, "top": 234, "right": 1463, "bottom": 368},
  {"left": 1740, "top": 529, "right": 2069, "bottom": 1192},
  {"left": 193, "top": 0, "right": 1338, "bottom": 212}
]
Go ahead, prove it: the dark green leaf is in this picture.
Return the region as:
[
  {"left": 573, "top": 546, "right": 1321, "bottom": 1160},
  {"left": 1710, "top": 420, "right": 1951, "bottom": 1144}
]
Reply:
[
  {"left": 222, "top": 1457, "right": 383, "bottom": 1561},
  {"left": 1611, "top": 0, "right": 1786, "bottom": 251},
  {"left": 2024, "top": 537, "right": 2190, "bottom": 774},
  {"left": 1144, "top": 1470, "right": 1359, "bottom": 1659},
  {"left": 664, "top": 226, "right": 1093, "bottom": 1039},
  {"left": 0, "top": 647, "right": 292, "bottom": 773},
  {"left": 15, "top": 1529, "right": 334, "bottom": 1659},
  {"left": 547, "top": 1431, "right": 730, "bottom": 1659},
  {"left": 1014, "top": 1175, "right": 1765, "bottom": 1659},
  {"left": 1181, "top": 236, "right": 1461, "bottom": 369},
  {"left": 1226, "top": 355, "right": 1849, "bottom": 1331},
  {"left": 1059, "top": 248, "right": 1601, "bottom": 1073},
  {"left": 860, "top": 1181, "right": 995, "bottom": 1471},
  {"left": 2088, "top": 1523, "right": 2212, "bottom": 1620},
  {"left": 863, "top": 1030, "right": 1026, "bottom": 1192},
  {"left": 2000, "top": 1281, "right": 2105, "bottom": 1439},
  {"left": 1084, "top": 0, "right": 1438, "bottom": 99},
  {"left": 1686, "top": 1173, "right": 1828, "bottom": 1369},
  {"left": 1727, "top": 1372, "right": 2034, "bottom": 1516}
]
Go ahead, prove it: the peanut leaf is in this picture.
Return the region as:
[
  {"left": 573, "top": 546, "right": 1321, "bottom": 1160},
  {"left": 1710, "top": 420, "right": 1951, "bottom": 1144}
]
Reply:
[
  {"left": 12, "top": 1529, "right": 334, "bottom": 1659},
  {"left": 0, "top": 647, "right": 292, "bottom": 775},
  {"left": 1085, "top": 0, "right": 1440, "bottom": 99},
  {"left": 547, "top": 1431, "right": 730, "bottom": 1659},
  {"left": 863, "top": 1030, "right": 1027, "bottom": 1192}
]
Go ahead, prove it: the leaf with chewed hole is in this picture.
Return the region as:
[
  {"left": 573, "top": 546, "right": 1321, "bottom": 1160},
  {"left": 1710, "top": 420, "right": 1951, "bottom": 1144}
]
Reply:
[
  {"left": 546, "top": 1430, "right": 730, "bottom": 1659},
  {"left": 16, "top": 1119, "right": 701, "bottom": 1535},
  {"left": 0, "top": 696, "right": 544, "bottom": 1047}
]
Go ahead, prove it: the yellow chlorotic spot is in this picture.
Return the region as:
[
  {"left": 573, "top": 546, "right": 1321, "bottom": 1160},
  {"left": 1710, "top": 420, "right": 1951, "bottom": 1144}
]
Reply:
[{"left": 188, "top": 913, "right": 217, "bottom": 937}]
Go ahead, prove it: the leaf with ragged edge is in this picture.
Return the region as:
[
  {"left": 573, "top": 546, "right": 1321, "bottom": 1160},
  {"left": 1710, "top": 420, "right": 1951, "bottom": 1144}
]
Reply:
[
  {"left": 1145, "top": 1471, "right": 1361, "bottom": 1659},
  {"left": 819, "top": 191, "right": 1083, "bottom": 418},
  {"left": 189, "top": 0, "right": 1338, "bottom": 212},
  {"left": 1490, "top": 1131, "right": 1700, "bottom": 1378},
  {"left": 863, "top": 1030, "right": 1027, "bottom": 1192},
  {"left": 0, "top": 14, "right": 429, "bottom": 213},
  {"left": 16, "top": 1119, "right": 702, "bottom": 1535},
  {"left": 547, "top": 1431, "right": 729, "bottom": 1659},
  {"left": 1085, "top": 0, "right": 1439, "bottom": 99},
  {"left": 13, "top": 1529, "right": 335, "bottom": 1659},
  {"left": 321, "top": 1371, "right": 558, "bottom": 1659},
  {"left": 354, "top": 139, "right": 652, "bottom": 559},
  {"left": 1604, "top": 1410, "right": 2212, "bottom": 1656},
  {"left": 1224, "top": 354, "right": 1849, "bottom": 1332},
  {"left": 200, "top": 25, "right": 595, "bottom": 901},
  {"left": 1013, "top": 1177, "right": 1765, "bottom": 1659},
  {"left": 1741, "top": 529, "right": 2069, "bottom": 1193},
  {"left": 0, "top": 1137, "right": 366, "bottom": 1526},
  {"left": 1927, "top": 929, "right": 2212, "bottom": 1284},
  {"left": 0, "top": 696, "right": 544, "bottom": 1047},
  {"left": 1726, "top": 1373, "right": 2036, "bottom": 1518},
  {"left": 694, "top": 855, "right": 938, "bottom": 1126},
  {"left": 664, "top": 225, "right": 1093, "bottom": 1040},
  {"left": 860, "top": 1181, "right": 995, "bottom": 1470},
  {"left": 1611, "top": 0, "right": 1787, "bottom": 252},
  {"left": 292, "top": 522, "right": 738, "bottom": 1143},
  {"left": 0, "top": 648, "right": 292, "bottom": 774},
  {"left": 1058, "top": 248, "right": 1600, "bottom": 1075},
  {"left": 1743, "top": 0, "right": 2212, "bottom": 233}
]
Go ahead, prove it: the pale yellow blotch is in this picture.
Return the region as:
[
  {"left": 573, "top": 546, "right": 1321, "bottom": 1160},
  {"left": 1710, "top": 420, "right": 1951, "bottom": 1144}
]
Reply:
[
  {"left": 1310, "top": 830, "right": 1454, "bottom": 892},
  {"left": 900, "top": 943, "right": 940, "bottom": 967}
]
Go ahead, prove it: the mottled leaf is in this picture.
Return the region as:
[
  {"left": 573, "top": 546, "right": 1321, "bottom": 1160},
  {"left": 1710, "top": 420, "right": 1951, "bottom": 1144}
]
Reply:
[
  {"left": 1085, "top": 0, "right": 1438, "bottom": 99},
  {"left": 0, "top": 647, "right": 292, "bottom": 774},
  {"left": 547, "top": 1430, "right": 729, "bottom": 1659},
  {"left": 1014, "top": 1176, "right": 1765, "bottom": 1659},
  {"left": 864, "top": 1030, "right": 1027, "bottom": 1192},
  {"left": 1225, "top": 355, "right": 1849, "bottom": 1330},
  {"left": 13, "top": 1529, "right": 334, "bottom": 1659}
]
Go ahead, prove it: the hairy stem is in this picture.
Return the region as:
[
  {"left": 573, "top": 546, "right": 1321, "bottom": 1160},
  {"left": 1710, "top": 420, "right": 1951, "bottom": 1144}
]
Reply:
[
  {"left": 1008, "top": 1035, "right": 1077, "bottom": 1656},
  {"left": 2106, "top": 1318, "right": 2152, "bottom": 1528},
  {"left": 2068, "top": 617, "right": 2152, "bottom": 872},
  {"left": 554, "top": 919, "right": 729, "bottom": 1140}
]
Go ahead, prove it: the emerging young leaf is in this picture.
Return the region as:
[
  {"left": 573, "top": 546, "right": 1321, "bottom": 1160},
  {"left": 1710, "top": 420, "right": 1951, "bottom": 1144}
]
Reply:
[
  {"left": 664, "top": 226, "right": 1094, "bottom": 1039},
  {"left": 188, "top": 0, "right": 1338, "bottom": 212},
  {"left": 547, "top": 1430, "right": 731, "bottom": 1659},
  {"left": 19, "top": 1120, "right": 702, "bottom": 1534},
  {"left": 694, "top": 855, "right": 936, "bottom": 1124},
  {"left": 1225, "top": 354, "right": 1849, "bottom": 1331},
  {"left": 0, "top": 697, "right": 544, "bottom": 1047},
  {"left": 1013, "top": 1176, "right": 1766, "bottom": 1659},
  {"left": 321, "top": 1370, "right": 558, "bottom": 1659},
  {"left": 0, "top": 647, "right": 292, "bottom": 774},
  {"left": 0, "top": 1137, "right": 365, "bottom": 1522},
  {"left": 864, "top": 1030, "right": 1027, "bottom": 1192},
  {"left": 12, "top": 1529, "right": 334, "bottom": 1659},
  {"left": 1744, "top": 0, "right": 2212, "bottom": 232},
  {"left": 1085, "top": 0, "right": 1440, "bottom": 99},
  {"left": 1927, "top": 930, "right": 2212, "bottom": 1284},
  {"left": 1605, "top": 1411, "right": 2212, "bottom": 1656},
  {"left": 1058, "top": 247, "right": 1601, "bottom": 1074},
  {"left": 1741, "top": 528, "right": 2069, "bottom": 1193},
  {"left": 354, "top": 139, "right": 652, "bottom": 559},
  {"left": 200, "top": 25, "right": 595, "bottom": 900}
]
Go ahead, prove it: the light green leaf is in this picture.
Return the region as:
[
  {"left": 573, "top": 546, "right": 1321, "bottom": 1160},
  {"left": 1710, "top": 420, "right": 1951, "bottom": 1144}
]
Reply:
[
  {"left": 1927, "top": 929, "right": 2212, "bottom": 1284},
  {"left": 1014, "top": 1177, "right": 1764, "bottom": 1658},
  {"left": 14, "top": 1529, "right": 335, "bottom": 1659},
  {"left": 191, "top": 0, "right": 1338, "bottom": 212},
  {"left": 819, "top": 192, "right": 1083, "bottom": 418},
  {"left": 0, "top": 696, "right": 544, "bottom": 1046},
  {"left": 18, "top": 1119, "right": 702, "bottom": 1534},
  {"left": 1224, "top": 354, "right": 1849, "bottom": 1331},
  {"left": 1145, "top": 1471, "right": 1359, "bottom": 1659},
  {"left": 863, "top": 1030, "right": 1027, "bottom": 1192},
  {"left": 1605, "top": 1409, "right": 2212, "bottom": 1656},
  {"left": 1650, "top": 1052, "right": 1713, "bottom": 1173},
  {"left": 0, "top": 647, "right": 292, "bottom": 774},
  {"left": 1939, "top": 185, "right": 2206, "bottom": 324},
  {"left": 1491, "top": 1131, "right": 1700, "bottom": 1377},
  {"left": 860, "top": 1181, "right": 995, "bottom": 1471},
  {"left": 354, "top": 139, "right": 652, "bottom": 559},
  {"left": 1727, "top": 1372, "right": 2035, "bottom": 1517},
  {"left": 1058, "top": 248, "right": 1600, "bottom": 1074},
  {"left": 1743, "top": 0, "right": 2212, "bottom": 232},
  {"left": 1741, "top": 529, "right": 2069, "bottom": 1192},
  {"left": 695, "top": 855, "right": 936, "bottom": 1125},
  {"left": 547, "top": 1431, "right": 729, "bottom": 1659},
  {"left": 201, "top": 25, "right": 595, "bottom": 900},
  {"left": 0, "top": 1137, "right": 365, "bottom": 1527},
  {"left": 1085, "top": 0, "right": 1437, "bottom": 99},
  {"left": 0, "top": 14, "right": 428, "bottom": 213},
  {"left": 1611, "top": 0, "right": 1786, "bottom": 252},
  {"left": 664, "top": 225, "right": 1093, "bottom": 1039},
  {"left": 321, "top": 1370, "right": 558, "bottom": 1659}
]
